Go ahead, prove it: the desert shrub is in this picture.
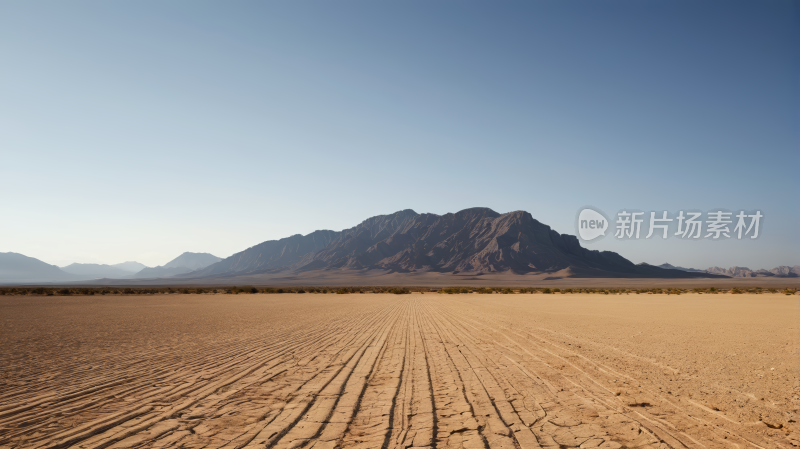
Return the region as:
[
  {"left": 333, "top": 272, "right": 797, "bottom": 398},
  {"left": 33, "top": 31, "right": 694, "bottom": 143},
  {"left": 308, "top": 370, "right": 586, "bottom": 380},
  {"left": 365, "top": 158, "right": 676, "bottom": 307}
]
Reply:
[
  {"left": 475, "top": 288, "right": 492, "bottom": 294},
  {"left": 439, "top": 287, "right": 469, "bottom": 294},
  {"left": 389, "top": 288, "right": 410, "bottom": 295},
  {"left": 542, "top": 288, "right": 552, "bottom": 294},
  {"left": 59, "top": 288, "right": 70, "bottom": 295},
  {"left": 768, "top": 288, "right": 777, "bottom": 293},
  {"left": 297, "top": 289, "right": 306, "bottom": 293}
]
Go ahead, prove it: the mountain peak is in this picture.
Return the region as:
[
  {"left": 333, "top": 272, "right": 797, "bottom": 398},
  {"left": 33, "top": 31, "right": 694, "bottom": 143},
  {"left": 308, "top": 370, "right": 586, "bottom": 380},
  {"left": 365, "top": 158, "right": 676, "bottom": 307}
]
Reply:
[{"left": 454, "top": 207, "right": 500, "bottom": 216}]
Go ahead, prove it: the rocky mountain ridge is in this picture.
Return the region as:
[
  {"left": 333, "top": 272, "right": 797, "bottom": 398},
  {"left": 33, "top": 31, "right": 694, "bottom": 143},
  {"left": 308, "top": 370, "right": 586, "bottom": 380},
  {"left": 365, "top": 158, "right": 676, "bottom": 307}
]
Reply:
[{"left": 184, "top": 208, "right": 724, "bottom": 279}]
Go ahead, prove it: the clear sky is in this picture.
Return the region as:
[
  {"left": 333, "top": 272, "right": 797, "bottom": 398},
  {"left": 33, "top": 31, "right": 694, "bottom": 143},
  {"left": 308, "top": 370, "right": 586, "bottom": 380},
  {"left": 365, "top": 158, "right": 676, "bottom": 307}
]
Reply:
[{"left": 1, "top": 1, "right": 798, "bottom": 269}]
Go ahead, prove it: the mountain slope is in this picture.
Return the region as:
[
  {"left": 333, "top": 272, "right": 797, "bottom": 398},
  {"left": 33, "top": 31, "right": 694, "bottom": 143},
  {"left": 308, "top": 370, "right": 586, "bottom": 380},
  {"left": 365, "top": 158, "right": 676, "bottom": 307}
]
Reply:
[
  {"left": 187, "top": 208, "right": 724, "bottom": 279},
  {"left": 187, "top": 231, "right": 340, "bottom": 278},
  {"left": 0, "top": 252, "right": 77, "bottom": 283}
]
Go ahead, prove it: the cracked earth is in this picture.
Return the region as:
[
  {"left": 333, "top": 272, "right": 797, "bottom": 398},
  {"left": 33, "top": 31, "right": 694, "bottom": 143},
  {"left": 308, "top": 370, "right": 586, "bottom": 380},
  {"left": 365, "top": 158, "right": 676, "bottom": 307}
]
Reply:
[{"left": 1, "top": 293, "right": 798, "bottom": 449}]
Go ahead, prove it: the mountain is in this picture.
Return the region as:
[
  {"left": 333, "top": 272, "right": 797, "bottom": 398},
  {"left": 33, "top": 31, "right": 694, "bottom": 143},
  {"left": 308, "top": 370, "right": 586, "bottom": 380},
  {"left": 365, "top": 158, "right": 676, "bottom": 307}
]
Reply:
[
  {"left": 0, "top": 252, "right": 77, "bottom": 283},
  {"left": 163, "top": 252, "right": 222, "bottom": 270},
  {"left": 110, "top": 261, "right": 148, "bottom": 273},
  {"left": 769, "top": 266, "right": 800, "bottom": 277},
  {"left": 61, "top": 263, "right": 135, "bottom": 279},
  {"left": 657, "top": 263, "right": 706, "bottom": 272},
  {"left": 134, "top": 252, "right": 221, "bottom": 279},
  {"left": 706, "top": 266, "right": 756, "bottom": 277},
  {"left": 184, "top": 208, "right": 724, "bottom": 279},
  {"left": 705, "top": 266, "right": 799, "bottom": 278}
]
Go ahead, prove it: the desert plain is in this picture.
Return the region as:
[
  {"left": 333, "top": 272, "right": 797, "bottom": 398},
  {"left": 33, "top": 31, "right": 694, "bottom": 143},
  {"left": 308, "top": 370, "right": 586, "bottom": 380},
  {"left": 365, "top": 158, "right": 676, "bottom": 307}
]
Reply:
[{"left": 0, "top": 293, "right": 798, "bottom": 449}]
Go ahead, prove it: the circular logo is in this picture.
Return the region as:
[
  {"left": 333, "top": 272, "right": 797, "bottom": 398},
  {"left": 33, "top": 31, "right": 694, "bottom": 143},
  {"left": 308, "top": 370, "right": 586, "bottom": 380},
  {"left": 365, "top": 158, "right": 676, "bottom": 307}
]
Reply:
[{"left": 576, "top": 207, "right": 609, "bottom": 241}]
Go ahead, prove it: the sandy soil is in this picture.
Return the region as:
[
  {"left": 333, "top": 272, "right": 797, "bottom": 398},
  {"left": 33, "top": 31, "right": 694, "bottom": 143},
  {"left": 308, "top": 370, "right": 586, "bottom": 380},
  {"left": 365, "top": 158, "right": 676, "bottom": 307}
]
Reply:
[{"left": 0, "top": 293, "right": 797, "bottom": 449}]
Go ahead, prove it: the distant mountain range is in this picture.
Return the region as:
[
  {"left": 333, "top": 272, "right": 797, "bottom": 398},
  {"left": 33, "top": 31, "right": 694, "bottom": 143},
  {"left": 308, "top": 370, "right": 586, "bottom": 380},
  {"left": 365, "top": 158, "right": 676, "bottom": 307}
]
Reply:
[
  {"left": 4, "top": 208, "right": 795, "bottom": 285},
  {"left": 133, "top": 253, "right": 221, "bottom": 279},
  {"left": 182, "top": 208, "right": 726, "bottom": 280},
  {"left": 655, "top": 263, "right": 707, "bottom": 272},
  {"left": 0, "top": 253, "right": 78, "bottom": 283},
  {"left": 0, "top": 252, "right": 220, "bottom": 283},
  {"left": 705, "top": 266, "right": 799, "bottom": 278},
  {"left": 658, "top": 263, "right": 799, "bottom": 278},
  {"left": 61, "top": 263, "right": 137, "bottom": 279}
]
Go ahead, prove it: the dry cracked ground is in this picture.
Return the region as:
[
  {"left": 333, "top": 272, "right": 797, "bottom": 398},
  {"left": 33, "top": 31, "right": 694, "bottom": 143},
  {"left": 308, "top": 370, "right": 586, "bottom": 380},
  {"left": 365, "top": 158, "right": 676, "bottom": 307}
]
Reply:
[{"left": 0, "top": 293, "right": 798, "bottom": 449}]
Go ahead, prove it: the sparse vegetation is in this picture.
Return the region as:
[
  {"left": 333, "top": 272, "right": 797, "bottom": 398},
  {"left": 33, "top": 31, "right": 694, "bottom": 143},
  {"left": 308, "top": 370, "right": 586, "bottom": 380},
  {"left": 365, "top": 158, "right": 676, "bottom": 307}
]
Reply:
[
  {"left": 438, "top": 287, "right": 471, "bottom": 294},
  {"left": 0, "top": 285, "right": 795, "bottom": 296}
]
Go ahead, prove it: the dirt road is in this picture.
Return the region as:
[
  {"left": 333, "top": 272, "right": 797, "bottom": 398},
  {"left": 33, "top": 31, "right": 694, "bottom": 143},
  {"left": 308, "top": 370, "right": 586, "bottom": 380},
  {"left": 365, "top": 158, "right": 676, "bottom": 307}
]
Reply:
[{"left": 0, "top": 293, "right": 797, "bottom": 448}]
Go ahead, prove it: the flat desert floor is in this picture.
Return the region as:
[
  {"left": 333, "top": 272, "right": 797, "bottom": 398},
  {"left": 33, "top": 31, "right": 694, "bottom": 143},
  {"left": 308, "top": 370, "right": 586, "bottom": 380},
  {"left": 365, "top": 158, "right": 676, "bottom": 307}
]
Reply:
[{"left": 0, "top": 293, "right": 797, "bottom": 449}]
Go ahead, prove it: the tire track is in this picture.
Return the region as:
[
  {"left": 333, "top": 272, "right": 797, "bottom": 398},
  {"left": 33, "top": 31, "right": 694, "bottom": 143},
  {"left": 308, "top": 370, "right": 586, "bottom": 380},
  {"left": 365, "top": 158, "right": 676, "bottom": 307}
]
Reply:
[{"left": 2, "top": 294, "right": 796, "bottom": 449}]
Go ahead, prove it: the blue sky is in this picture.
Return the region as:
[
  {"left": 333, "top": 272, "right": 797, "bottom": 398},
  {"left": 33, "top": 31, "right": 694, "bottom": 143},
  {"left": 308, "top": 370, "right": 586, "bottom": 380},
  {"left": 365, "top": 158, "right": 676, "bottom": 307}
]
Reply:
[{"left": 1, "top": 1, "right": 797, "bottom": 269}]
